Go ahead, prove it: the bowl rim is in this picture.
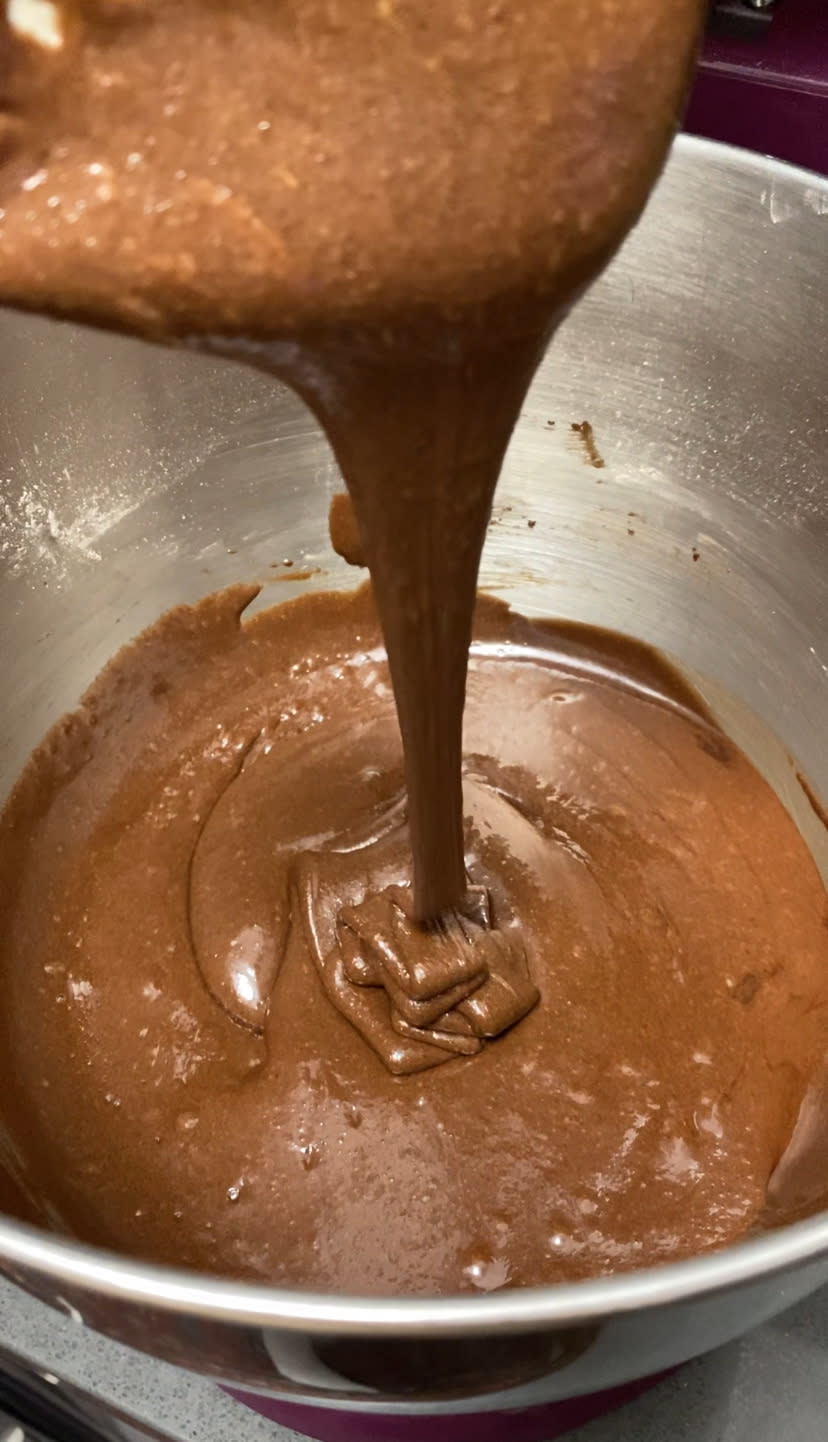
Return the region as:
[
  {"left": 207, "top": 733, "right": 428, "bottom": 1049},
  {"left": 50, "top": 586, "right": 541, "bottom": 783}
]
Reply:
[{"left": 1, "top": 133, "right": 827, "bottom": 1338}]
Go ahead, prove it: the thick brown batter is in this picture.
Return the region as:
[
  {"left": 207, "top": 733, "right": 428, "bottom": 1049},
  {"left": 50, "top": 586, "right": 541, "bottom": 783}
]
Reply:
[
  {"left": 0, "top": 585, "right": 826, "bottom": 1291},
  {"left": 0, "top": 0, "right": 705, "bottom": 918},
  {"left": 0, "top": 1, "right": 703, "bottom": 339},
  {"left": 4, "top": 0, "right": 825, "bottom": 1293}
]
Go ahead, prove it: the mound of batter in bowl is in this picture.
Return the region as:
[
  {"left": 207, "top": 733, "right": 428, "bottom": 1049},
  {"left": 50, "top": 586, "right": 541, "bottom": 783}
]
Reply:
[{"left": 0, "top": 583, "right": 825, "bottom": 1294}]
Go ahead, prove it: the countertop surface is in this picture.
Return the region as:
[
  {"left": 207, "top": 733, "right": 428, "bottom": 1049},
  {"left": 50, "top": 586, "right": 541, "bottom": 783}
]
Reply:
[{"left": 0, "top": 1275, "right": 827, "bottom": 1441}]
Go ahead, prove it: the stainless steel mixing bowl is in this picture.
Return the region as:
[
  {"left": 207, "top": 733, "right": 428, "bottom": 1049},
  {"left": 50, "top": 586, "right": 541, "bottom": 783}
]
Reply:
[{"left": 0, "top": 136, "right": 826, "bottom": 1421}]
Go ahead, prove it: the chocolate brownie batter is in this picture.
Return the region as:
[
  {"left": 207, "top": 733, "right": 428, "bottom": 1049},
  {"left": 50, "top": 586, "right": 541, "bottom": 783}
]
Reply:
[
  {"left": 0, "top": 586, "right": 826, "bottom": 1290},
  {"left": 0, "top": 0, "right": 705, "bottom": 919},
  {"left": 2, "top": 0, "right": 826, "bottom": 1290}
]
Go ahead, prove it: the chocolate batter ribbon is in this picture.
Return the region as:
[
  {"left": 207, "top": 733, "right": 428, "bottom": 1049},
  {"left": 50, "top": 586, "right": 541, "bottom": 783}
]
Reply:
[
  {"left": 324, "top": 882, "right": 535, "bottom": 1075},
  {"left": 296, "top": 818, "right": 538, "bottom": 1076}
]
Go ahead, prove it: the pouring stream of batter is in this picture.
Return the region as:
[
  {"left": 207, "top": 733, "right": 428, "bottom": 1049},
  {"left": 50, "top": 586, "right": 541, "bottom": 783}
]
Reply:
[{"left": 0, "top": 0, "right": 705, "bottom": 935}]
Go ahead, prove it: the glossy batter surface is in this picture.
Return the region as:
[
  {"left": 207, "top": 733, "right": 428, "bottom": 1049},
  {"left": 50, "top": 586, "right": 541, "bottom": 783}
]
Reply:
[{"left": 1, "top": 586, "right": 825, "bottom": 1294}]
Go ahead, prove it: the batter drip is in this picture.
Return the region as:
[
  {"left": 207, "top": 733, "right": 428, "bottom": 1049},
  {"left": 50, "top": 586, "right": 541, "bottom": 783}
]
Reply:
[
  {"left": 0, "top": 585, "right": 826, "bottom": 1292},
  {"left": 0, "top": 0, "right": 707, "bottom": 923},
  {"left": 190, "top": 705, "right": 538, "bottom": 1074}
]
